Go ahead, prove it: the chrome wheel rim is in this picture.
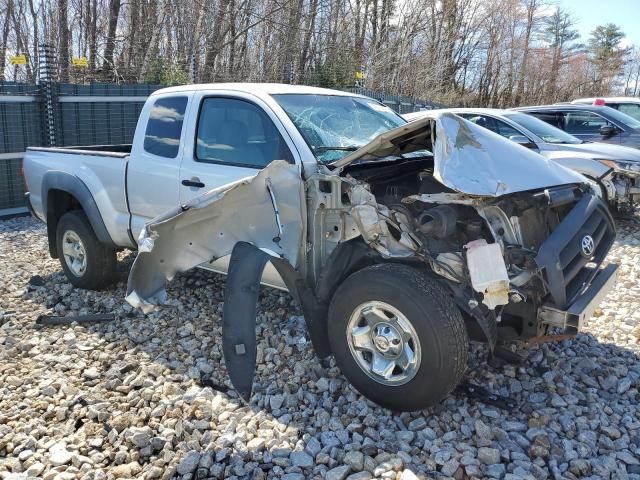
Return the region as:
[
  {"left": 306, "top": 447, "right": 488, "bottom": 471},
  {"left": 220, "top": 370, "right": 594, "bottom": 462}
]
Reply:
[
  {"left": 62, "top": 230, "right": 87, "bottom": 277},
  {"left": 346, "top": 301, "right": 421, "bottom": 386}
]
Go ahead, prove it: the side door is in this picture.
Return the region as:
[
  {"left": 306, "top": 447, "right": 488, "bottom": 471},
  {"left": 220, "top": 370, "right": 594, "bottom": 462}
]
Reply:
[
  {"left": 178, "top": 93, "right": 299, "bottom": 288},
  {"left": 562, "top": 110, "right": 620, "bottom": 144},
  {"left": 127, "top": 95, "right": 190, "bottom": 238}
]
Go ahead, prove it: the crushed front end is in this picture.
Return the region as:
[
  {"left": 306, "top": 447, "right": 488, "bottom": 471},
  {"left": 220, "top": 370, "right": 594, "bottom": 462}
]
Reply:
[{"left": 341, "top": 164, "right": 618, "bottom": 347}]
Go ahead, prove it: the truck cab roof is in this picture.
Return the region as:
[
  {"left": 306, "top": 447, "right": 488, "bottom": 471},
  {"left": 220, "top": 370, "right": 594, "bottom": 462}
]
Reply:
[{"left": 151, "top": 83, "right": 368, "bottom": 101}]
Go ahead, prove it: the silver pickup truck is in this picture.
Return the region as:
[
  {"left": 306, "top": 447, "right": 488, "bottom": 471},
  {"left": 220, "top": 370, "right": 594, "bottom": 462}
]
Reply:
[{"left": 24, "top": 83, "right": 618, "bottom": 411}]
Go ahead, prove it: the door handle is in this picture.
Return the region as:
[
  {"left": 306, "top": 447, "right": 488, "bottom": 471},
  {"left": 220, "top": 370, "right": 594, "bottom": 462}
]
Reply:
[{"left": 182, "top": 179, "right": 205, "bottom": 188}]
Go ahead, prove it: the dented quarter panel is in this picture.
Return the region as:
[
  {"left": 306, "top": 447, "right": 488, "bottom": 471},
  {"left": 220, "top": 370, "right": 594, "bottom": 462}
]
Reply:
[{"left": 125, "top": 160, "right": 305, "bottom": 312}]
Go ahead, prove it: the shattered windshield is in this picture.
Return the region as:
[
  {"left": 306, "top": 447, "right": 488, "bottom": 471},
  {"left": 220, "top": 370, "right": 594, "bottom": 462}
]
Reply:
[{"left": 273, "top": 94, "right": 406, "bottom": 163}]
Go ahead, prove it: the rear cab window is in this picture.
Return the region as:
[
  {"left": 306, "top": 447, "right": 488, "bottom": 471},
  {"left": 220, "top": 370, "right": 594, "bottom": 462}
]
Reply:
[
  {"left": 614, "top": 103, "right": 640, "bottom": 121},
  {"left": 143, "top": 96, "right": 188, "bottom": 158}
]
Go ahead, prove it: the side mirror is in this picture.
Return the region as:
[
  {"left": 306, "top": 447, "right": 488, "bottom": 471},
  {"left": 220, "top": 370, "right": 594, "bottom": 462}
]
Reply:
[
  {"left": 509, "top": 135, "right": 537, "bottom": 149},
  {"left": 599, "top": 125, "right": 619, "bottom": 137}
]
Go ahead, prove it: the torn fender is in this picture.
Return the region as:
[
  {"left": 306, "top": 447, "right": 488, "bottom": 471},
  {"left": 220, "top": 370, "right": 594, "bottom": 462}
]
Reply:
[{"left": 126, "top": 160, "right": 304, "bottom": 312}]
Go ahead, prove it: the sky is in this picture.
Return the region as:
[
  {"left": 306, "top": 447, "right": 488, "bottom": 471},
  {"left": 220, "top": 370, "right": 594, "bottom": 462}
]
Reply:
[{"left": 557, "top": 0, "right": 640, "bottom": 48}]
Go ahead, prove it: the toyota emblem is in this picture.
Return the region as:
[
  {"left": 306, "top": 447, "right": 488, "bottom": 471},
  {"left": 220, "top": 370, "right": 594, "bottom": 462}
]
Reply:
[{"left": 581, "top": 235, "right": 595, "bottom": 258}]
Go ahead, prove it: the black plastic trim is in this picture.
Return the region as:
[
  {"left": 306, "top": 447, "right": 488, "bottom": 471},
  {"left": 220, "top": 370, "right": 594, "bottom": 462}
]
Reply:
[
  {"left": 535, "top": 193, "right": 615, "bottom": 309},
  {"left": 41, "top": 171, "right": 117, "bottom": 248}
]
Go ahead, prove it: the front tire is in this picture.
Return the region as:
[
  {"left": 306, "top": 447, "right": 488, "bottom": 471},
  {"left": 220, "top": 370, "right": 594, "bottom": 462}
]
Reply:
[
  {"left": 56, "top": 211, "right": 117, "bottom": 290},
  {"left": 328, "top": 264, "right": 468, "bottom": 411}
]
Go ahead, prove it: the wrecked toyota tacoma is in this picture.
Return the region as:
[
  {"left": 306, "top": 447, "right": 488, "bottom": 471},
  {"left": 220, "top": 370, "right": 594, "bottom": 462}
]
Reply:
[{"left": 24, "top": 84, "right": 618, "bottom": 412}]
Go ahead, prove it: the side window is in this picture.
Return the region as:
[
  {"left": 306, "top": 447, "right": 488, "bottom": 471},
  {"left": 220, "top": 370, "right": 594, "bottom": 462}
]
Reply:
[
  {"left": 143, "top": 97, "right": 188, "bottom": 158},
  {"left": 616, "top": 104, "right": 640, "bottom": 120},
  {"left": 196, "top": 97, "right": 293, "bottom": 168},
  {"left": 461, "top": 114, "right": 500, "bottom": 134},
  {"left": 528, "top": 112, "right": 563, "bottom": 129},
  {"left": 493, "top": 119, "right": 524, "bottom": 139},
  {"left": 564, "top": 111, "right": 612, "bottom": 134}
]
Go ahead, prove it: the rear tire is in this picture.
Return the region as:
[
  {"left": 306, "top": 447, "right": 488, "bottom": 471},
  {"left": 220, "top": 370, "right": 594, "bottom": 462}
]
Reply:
[
  {"left": 56, "top": 211, "right": 117, "bottom": 290},
  {"left": 328, "top": 263, "right": 468, "bottom": 411}
]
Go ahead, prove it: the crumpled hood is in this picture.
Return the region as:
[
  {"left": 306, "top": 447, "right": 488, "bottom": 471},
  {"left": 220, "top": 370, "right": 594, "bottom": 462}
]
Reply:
[
  {"left": 540, "top": 141, "right": 640, "bottom": 162},
  {"left": 332, "top": 112, "right": 587, "bottom": 196}
]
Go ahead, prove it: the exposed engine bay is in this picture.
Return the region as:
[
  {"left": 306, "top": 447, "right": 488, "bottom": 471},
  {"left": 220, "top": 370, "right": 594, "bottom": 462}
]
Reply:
[
  {"left": 607, "top": 171, "right": 640, "bottom": 213},
  {"left": 308, "top": 156, "right": 609, "bottom": 349}
]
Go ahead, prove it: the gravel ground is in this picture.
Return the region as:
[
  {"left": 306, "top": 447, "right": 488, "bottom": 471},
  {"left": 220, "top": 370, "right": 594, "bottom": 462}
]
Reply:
[{"left": 1, "top": 215, "right": 639, "bottom": 480}]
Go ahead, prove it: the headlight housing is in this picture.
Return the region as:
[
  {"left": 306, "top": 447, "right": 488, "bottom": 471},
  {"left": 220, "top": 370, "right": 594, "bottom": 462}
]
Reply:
[{"left": 596, "top": 159, "right": 640, "bottom": 175}]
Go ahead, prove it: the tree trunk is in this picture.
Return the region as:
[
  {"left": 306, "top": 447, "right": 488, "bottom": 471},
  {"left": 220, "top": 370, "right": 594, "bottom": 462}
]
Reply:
[
  {"left": 514, "top": 0, "right": 538, "bottom": 105},
  {"left": 102, "top": 0, "right": 122, "bottom": 79},
  {"left": 203, "top": 0, "right": 231, "bottom": 81},
  {"left": 0, "top": 1, "right": 12, "bottom": 81},
  {"left": 299, "top": 0, "right": 318, "bottom": 76},
  {"left": 57, "top": 0, "right": 70, "bottom": 81}
]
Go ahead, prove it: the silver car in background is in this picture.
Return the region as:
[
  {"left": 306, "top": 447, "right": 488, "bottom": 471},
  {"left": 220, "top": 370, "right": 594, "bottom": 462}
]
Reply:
[{"left": 404, "top": 108, "right": 640, "bottom": 214}]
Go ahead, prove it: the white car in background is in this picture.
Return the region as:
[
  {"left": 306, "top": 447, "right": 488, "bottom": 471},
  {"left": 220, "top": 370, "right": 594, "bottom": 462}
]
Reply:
[
  {"left": 570, "top": 97, "right": 640, "bottom": 121},
  {"left": 404, "top": 108, "right": 640, "bottom": 214}
]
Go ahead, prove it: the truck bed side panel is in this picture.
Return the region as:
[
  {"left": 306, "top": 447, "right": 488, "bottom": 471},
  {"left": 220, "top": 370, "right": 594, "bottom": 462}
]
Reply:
[{"left": 24, "top": 148, "right": 134, "bottom": 247}]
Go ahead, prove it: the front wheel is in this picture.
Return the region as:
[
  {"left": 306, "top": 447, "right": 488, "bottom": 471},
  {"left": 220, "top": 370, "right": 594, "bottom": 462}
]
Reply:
[{"left": 328, "top": 264, "right": 468, "bottom": 411}]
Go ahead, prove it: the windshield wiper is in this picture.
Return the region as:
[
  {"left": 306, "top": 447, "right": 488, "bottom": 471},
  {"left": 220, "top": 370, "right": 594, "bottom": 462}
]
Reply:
[{"left": 313, "top": 146, "right": 359, "bottom": 152}]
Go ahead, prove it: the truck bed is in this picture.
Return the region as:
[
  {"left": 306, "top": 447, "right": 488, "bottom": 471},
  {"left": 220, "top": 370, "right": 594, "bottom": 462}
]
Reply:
[{"left": 24, "top": 145, "right": 133, "bottom": 247}]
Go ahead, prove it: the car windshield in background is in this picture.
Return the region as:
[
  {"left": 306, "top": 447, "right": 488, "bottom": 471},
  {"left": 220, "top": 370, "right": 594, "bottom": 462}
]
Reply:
[
  {"left": 505, "top": 112, "right": 582, "bottom": 144},
  {"left": 601, "top": 106, "right": 640, "bottom": 129},
  {"left": 273, "top": 94, "right": 406, "bottom": 163}
]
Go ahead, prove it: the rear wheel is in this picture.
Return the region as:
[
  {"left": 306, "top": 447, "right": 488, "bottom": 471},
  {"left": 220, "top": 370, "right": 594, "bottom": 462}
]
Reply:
[
  {"left": 56, "top": 211, "right": 117, "bottom": 290},
  {"left": 328, "top": 263, "right": 468, "bottom": 411}
]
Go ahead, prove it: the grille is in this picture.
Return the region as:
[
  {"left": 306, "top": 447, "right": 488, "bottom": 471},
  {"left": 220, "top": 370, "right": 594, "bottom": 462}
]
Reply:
[{"left": 535, "top": 194, "right": 615, "bottom": 309}]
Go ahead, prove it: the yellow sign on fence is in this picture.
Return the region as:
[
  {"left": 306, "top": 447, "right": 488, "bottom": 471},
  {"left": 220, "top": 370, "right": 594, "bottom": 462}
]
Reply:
[
  {"left": 355, "top": 71, "right": 365, "bottom": 80},
  {"left": 72, "top": 57, "right": 88, "bottom": 68},
  {"left": 10, "top": 54, "right": 27, "bottom": 65}
]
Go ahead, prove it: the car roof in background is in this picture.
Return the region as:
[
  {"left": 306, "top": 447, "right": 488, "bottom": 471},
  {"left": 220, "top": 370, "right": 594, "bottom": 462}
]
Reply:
[
  {"left": 512, "top": 104, "right": 622, "bottom": 113},
  {"left": 404, "top": 107, "right": 511, "bottom": 120},
  {"left": 571, "top": 97, "right": 640, "bottom": 104}
]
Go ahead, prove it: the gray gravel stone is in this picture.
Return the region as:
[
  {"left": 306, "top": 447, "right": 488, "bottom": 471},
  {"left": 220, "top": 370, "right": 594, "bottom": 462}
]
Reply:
[
  {"left": 486, "top": 463, "right": 506, "bottom": 478},
  {"left": 478, "top": 447, "right": 501, "bottom": 465},
  {"left": 326, "top": 465, "right": 351, "bottom": 480},
  {"left": 343, "top": 451, "right": 364, "bottom": 471},
  {"left": 475, "top": 419, "right": 493, "bottom": 447},
  {"left": 177, "top": 451, "right": 201, "bottom": 475},
  {"left": 346, "top": 472, "right": 373, "bottom": 480},
  {"left": 290, "top": 451, "right": 314, "bottom": 468},
  {"left": 441, "top": 458, "right": 460, "bottom": 477},
  {"left": 408, "top": 418, "right": 427, "bottom": 431}
]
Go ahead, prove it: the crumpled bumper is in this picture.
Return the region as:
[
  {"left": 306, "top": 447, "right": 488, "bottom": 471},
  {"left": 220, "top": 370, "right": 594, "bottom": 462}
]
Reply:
[{"left": 538, "top": 262, "right": 618, "bottom": 334}]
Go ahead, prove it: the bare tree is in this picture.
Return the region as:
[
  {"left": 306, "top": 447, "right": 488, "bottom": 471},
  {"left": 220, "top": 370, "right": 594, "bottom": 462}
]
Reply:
[
  {"left": 1, "top": 0, "right": 637, "bottom": 105},
  {"left": 102, "top": 0, "right": 121, "bottom": 78}
]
